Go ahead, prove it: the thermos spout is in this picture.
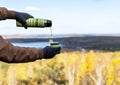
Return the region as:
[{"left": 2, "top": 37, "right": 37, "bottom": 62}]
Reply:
[{"left": 45, "top": 20, "right": 52, "bottom": 27}]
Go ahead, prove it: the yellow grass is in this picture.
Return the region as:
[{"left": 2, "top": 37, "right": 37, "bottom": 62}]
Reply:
[{"left": 0, "top": 50, "right": 120, "bottom": 85}]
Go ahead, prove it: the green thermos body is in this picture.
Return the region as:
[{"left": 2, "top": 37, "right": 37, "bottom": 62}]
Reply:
[{"left": 16, "top": 18, "right": 52, "bottom": 28}]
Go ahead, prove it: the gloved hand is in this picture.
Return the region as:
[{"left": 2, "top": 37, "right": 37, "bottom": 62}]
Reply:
[
  {"left": 43, "top": 46, "right": 61, "bottom": 59},
  {"left": 15, "top": 12, "right": 34, "bottom": 29}
]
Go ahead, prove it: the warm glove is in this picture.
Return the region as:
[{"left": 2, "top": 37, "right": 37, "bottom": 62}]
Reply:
[
  {"left": 15, "top": 12, "right": 34, "bottom": 29},
  {"left": 43, "top": 46, "right": 61, "bottom": 59}
]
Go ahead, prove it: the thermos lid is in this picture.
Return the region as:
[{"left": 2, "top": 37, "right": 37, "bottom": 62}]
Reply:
[{"left": 45, "top": 20, "right": 52, "bottom": 27}]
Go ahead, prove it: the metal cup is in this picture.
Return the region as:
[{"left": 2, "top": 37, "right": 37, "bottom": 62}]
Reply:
[{"left": 50, "top": 42, "right": 60, "bottom": 48}]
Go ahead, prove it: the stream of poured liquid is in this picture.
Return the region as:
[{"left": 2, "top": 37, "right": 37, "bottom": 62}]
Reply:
[{"left": 49, "top": 27, "right": 53, "bottom": 43}]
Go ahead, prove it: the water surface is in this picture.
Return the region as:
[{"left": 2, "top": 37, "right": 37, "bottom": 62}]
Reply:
[{"left": 12, "top": 42, "right": 50, "bottom": 48}]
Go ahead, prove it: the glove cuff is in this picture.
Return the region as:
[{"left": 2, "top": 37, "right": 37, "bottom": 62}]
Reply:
[{"left": 7, "top": 10, "right": 15, "bottom": 19}]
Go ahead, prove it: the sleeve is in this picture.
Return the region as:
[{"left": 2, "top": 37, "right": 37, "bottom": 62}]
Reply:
[
  {"left": 0, "top": 7, "right": 15, "bottom": 20},
  {"left": 0, "top": 36, "right": 43, "bottom": 63}
]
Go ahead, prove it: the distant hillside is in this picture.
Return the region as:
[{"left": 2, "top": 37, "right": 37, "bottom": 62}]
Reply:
[
  {"left": 57, "top": 36, "right": 120, "bottom": 51},
  {"left": 6, "top": 35, "right": 120, "bottom": 51}
]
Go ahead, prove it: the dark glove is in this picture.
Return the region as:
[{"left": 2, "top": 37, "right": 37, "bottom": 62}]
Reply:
[
  {"left": 15, "top": 12, "right": 34, "bottom": 29},
  {"left": 43, "top": 46, "right": 61, "bottom": 59}
]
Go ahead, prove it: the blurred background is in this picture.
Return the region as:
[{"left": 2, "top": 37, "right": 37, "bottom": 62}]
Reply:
[{"left": 0, "top": 0, "right": 120, "bottom": 85}]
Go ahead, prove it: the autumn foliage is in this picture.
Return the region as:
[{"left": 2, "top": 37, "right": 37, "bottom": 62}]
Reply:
[{"left": 0, "top": 50, "right": 120, "bottom": 85}]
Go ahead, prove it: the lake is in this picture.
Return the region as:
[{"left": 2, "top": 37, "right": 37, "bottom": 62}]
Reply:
[{"left": 12, "top": 42, "right": 50, "bottom": 48}]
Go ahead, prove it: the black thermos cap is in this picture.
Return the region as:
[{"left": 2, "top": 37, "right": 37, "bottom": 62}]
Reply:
[{"left": 45, "top": 20, "right": 52, "bottom": 27}]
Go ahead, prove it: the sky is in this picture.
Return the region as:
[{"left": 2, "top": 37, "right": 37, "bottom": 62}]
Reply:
[{"left": 0, "top": 0, "right": 120, "bottom": 35}]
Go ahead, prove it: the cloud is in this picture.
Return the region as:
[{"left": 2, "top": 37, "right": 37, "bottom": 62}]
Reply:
[
  {"left": 8, "top": 8, "right": 16, "bottom": 10},
  {"left": 25, "top": 6, "right": 40, "bottom": 11}
]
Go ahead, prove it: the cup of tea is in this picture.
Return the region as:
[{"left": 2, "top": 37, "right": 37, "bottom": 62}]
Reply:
[{"left": 50, "top": 42, "right": 60, "bottom": 48}]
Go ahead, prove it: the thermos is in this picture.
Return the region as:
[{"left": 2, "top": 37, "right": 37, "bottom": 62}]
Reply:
[{"left": 16, "top": 18, "right": 52, "bottom": 28}]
